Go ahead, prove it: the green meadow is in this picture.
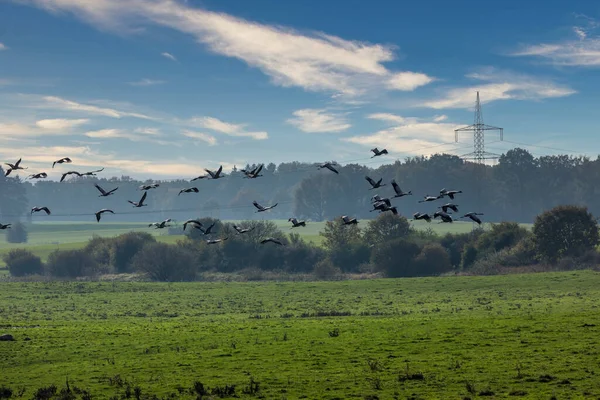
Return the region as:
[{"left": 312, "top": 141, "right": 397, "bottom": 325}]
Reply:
[{"left": 0, "top": 270, "right": 598, "bottom": 398}]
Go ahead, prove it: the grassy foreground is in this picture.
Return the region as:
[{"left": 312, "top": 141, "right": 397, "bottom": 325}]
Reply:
[{"left": 1, "top": 270, "right": 599, "bottom": 398}]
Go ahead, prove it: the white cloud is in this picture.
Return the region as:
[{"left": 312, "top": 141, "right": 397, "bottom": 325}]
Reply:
[
  {"left": 84, "top": 128, "right": 177, "bottom": 146},
  {"left": 574, "top": 26, "right": 587, "bottom": 40},
  {"left": 343, "top": 116, "right": 461, "bottom": 156},
  {"left": 35, "top": 118, "right": 89, "bottom": 130},
  {"left": 128, "top": 78, "right": 166, "bottom": 86},
  {"left": 187, "top": 116, "right": 268, "bottom": 140},
  {"left": 433, "top": 115, "right": 447, "bottom": 122},
  {"left": 182, "top": 130, "right": 218, "bottom": 146},
  {"left": 367, "top": 113, "right": 406, "bottom": 125},
  {"left": 84, "top": 128, "right": 124, "bottom": 138},
  {"left": 287, "top": 109, "right": 351, "bottom": 133},
  {"left": 134, "top": 127, "right": 160, "bottom": 135},
  {"left": 420, "top": 68, "right": 575, "bottom": 109},
  {"left": 34, "top": 95, "right": 155, "bottom": 119},
  {"left": 0, "top": 43, "right": 7, "bottom": 51},
  {"left": 161, "top": 52, "right": 177, "bottom": 62},
  {"left": 17, "top": 0, "right": 434, "bottom": 98}
]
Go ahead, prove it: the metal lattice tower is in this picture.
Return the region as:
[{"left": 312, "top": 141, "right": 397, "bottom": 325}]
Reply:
[{"left": 454, "top": 91, "right": 503, "bottom": 164}]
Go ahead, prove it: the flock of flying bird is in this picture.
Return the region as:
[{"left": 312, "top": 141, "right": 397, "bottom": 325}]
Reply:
[{"left": 0, "top": 147, "right": 485, "bottom": 245}]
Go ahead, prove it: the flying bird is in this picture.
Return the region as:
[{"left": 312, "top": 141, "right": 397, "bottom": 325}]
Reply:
[
  {"left": 461, "top": 212, "right": 484, "bottom": 225},
  {"left": 202, "top": 222, "right": 216, "bottom": 235},
  {"left": 60, "top": 171, "right": 82, "bottom": 182},
  {"left": 419, "top": 195, "right": 442, "bottom": 203},
  {"left": 0, "top": 223, "right": 11, "bottom": 230},
  {"left": 205, "top": 165, "right": 224, "bottom": 179},
  {"left": 242, "top": 164, "right": 264, "bottom": 179},
  {"left": 149, "top": 219, "right": 172, "bottom": 229},
  {"left": 288, "top": 218, "right": 306, "bottom": 228},
  {"left": 183, "top": 219, "right": 203, "bottom": 231},
  {"left": 439, "top": 203, "right": 459, "bottom": 213},
  {"left": 370, "top": 198, "right": 392, "bottom": 212},
  {"left": 378, "top": 204, "right": 399, "bottom": 215},
  {"left": 207, "top": 237, "right": 228, "bottom": 245},
  {"left": 27, "top": 172, "right": 48, "bottom": 180},
  {"left": 391, "top": 180, "right": 412, "bottom": 198},
  {"left": 128, "top": 191, "right": 148, "bottom": 208},
  {"left": 341, "top": 215, "right": 358, "bottom": 225},
  {"left": 371, "top": 148, "right": 388, "bottom": 158},
  {"left": 253, "top": 200, "right": 278, "bottom": 212},
  {"left": 261, "top": 237, "right": 284, "bottom": 245},
  {"left": 95, "top": 209, "right": 114, "bottom": 222},
  {"left": 191, "top": 174, "right": 208, "bottom": 181},
  {"left": 413, "top": 212, "right": 432, "bottom": 223},
  {"left": 233, "top": 225, "right": 254, "bottom": 234},
  {"left": 139, "top": 184, "right": 160, "bottom": 190},
  {"left": 52, "top": 157, "right": 72, "bottom": 168},
  {"left": 365, "top": 176, "right": 386, "bottom": 190},
  {"left": 317, "top": 162, "right": 339, "bottom": 174},
  {"left": 440, "top": 188, "right": 463, "bottom": 200},
  {"left": 80, "top": 168, "right": 104, "bottom": 177},
  {"left": 178, "top": 187, "right": 199, "bottom": 196},
  {"left": 94, "top": 183, "right": 118, "bottom": 197},
  {"left": 31, "top": 206, "right": 51, "bottom": 215},
  {"left": 5, "top": 158, "right": 27, "bottom": 176},
  {"left": 433, "top": 211, "right": 453, "bottom": 223}
]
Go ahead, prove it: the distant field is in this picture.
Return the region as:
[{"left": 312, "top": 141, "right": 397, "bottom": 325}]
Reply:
[
  {"left": 0, "top": 270, "right": 598, "bottom": 398},
  {"left": 0, "top": 220, "right": 532, "bottom": 266}
]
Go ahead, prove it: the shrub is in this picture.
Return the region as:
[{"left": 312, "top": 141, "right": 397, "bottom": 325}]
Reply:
[
  {"left": 328, "top": 240, "right": 371, "bottom": 273},
  {"left": 131, "top": 242, "right": 197, "bottom": 281},
  {"left": 6, "top": 222, "right": 28, "bottom": 244},
  {"left": 282, "top": 235, "right": 326, "bottom": 273},
  {"left": 46, "top": 249, "right": 99, "bottom": 278},
  {"left": 413, "top": 243, "right": 452, "bottom": 275},
  {"left": 313, "top": 258, "right": 341, "bottom": 280},
  {"left": 439, "top": 231, "right": 482, "bottom": 268},
  {"left": 320, "top": 219, "right": 362, "bottom": 251},
  {"left": 363, "top": 213, "right": 412, "bottom": 246},
  {"left": 111, "top": 232, "right": 156, "bottom": 273},
  {"left": 84, "top": 235, "right": 113, "bottom": 268},
  {"left": 533, "top": 205, "right": 600, "bottom": 263},
  {"left": 184, "top": 217, "right": 224, "bottom": 241},
  {"left": 371, "top": 238, "right": 421, "bottom": 277},
  {"left": 476, "top": 222, "right": 530, "bottom": 254},
  {"left": 4, "top": 249, "right": 44, "bottom": 276},
  {"left": 460, "top": 244, "right": 478, "bottom": 270}
]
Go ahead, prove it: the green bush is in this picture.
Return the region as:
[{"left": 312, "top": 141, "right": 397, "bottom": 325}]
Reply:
[
  {"left": 371, "top": 238, "right": 421, "bottom": 277},
  {"left": 476, "top": 222, "right": 530, "bottom": 254},
  {"left": 413, "top": 243, "right": 452, "bottom": 276},
  {"left": 131, "top": 242, "right": 197, "bottom": 281},
  {"left": 46, "top": 249, "right": 99, "bottom": 278},
  {"left": 4, "top": 249, "right": 43, "bottom": 277},
  {"left": 111, "top": 232, "right": 156, "bottom": 273},
  {"left": 6, "top": 222, "right": 28, "bottom": 244},
  {"left": 363, "top": 213, "right": 412, "bottom": 246},
  {"left": 84, "top": 235, "right": 113, "bottom": 268},
  {"left": 460, "top": 244, "right": 479, "bottom": 270},
  {"left": 313, "top": 258, "right": 341, "bottom": 280}
]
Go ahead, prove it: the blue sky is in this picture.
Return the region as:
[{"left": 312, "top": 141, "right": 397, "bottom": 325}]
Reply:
[{"left": 0, "top": 0, "right": 599, "bottom": 179}]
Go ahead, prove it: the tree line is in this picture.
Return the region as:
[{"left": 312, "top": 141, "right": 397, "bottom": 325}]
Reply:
[{"left": 1, "top": 148, "right": 600, "bottom": 223}]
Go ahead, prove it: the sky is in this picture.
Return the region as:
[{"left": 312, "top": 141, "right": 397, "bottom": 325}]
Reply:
[{"left": 1, "top": 0, "right": 600, "bottom": 180}]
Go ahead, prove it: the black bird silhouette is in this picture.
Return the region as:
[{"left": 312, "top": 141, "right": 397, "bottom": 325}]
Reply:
[
  {"left": 31, "top": 206, "right": 51, "bottom": 215},
  {"left": 433, "top": 211, "right": 453, "bottom": 223},
  {"left": 190, "top": 174, "right": 208, "bottom": 181},
  {"left": 205, "top": 165, "right": 224, "bottom": 179},
  {"left": 439, "top": 203, "right": 459, "bottom": 213},
  {"left": 370, "top": 198, "right": 392, "bottom": 212},
  {"left": 365, "top": 176, "right": 386, "bottom": 190},
  {"left": 5, "top": 158, "right": 27, "bottom": 176},
  {"left": 440, "top": 188, "right": 463, "bottom": 200},
  {"left": 207, "top": 237, "right": 228, "bottom": 245},
  {"left": 202, "top": 222, "right": 216, "bottom": 235},
  {"left": 233, "top": 225, "right": 254, "bottom": 234},
  {"left": 371, "top": 148, "right": 388, "bottom": 158},
  {"left": 288, "top": 218, "right": 306, "bottom": 228},
  {"left": 128, "top": 191, "right": 148, "bottom": 208},
  {"left": 183, "top": 219, "right": 203, "bottom": 231},
  {"left": 80, "top": 168, "right": 104, "bottom": 177},
  {"left": 461, "top": 212, "right": 484, "bottom": 225},
  {"left": 253, "top": 200, "right": 278, "bottom": 212},
  {"left": 341, "top": 215, "right": 358, "bottom": 225},
  {"left": 95, "top": 209, "right": 114, "bottom": 222},
  {"left": 391, "top": 180, "right": 412, "bottom": 198},
  {"left": 139, "top": 184, "right": 159, "bottom": 190},
  {"left": 60, "top": 171, "right": 82, "bottom": 182},
  {"left": 52, "top": 157, "right": 72, "bottom": 168},
  {"left": 94, "top": 183, "right": 118, "bottom": 197},
  {"left": 378, "top": 204, "right": 398, "bottom": 215},
  {"left": 0, "top": 223, "right": 11, "bottom": 229},
  {"left": 149, "top": 219, "right": 172, "bottom": 229},
  {"left": 413, "top": 212, "right": 432, "bottom": 223},
  {"left": 28, "top": 172, "right": 48, "bottom": 179},
  {"left": 242, "top": 164, "right": 264, "bottom": 179},
  {"left": 261, "top": 237, "right": 284, "bottom": 245},
  {"left": 317, "top": 162, "right": 339, "bottom": 174},
  {"left": 178, "top": 187, "right": 199, "bottom": 196}
]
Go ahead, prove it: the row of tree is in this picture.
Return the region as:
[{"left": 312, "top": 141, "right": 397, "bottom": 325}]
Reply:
[{"left": 2, "top": 149, "right": 600, "bottom": 223}]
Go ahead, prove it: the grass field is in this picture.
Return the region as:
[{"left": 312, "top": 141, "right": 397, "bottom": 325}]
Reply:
[
  {"left": 0, "top": 220, "right": 531, "bottom": 267},
  {"left": 1, "top": 270, "right": 599, "bottom": 398}
]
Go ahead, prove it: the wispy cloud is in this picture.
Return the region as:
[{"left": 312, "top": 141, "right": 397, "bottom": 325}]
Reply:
[
  {"left": 0, "top": 118, "right": 90, "bottom": 137},
  {"left": 0, "top": 43, "right": 7, "bottom": 51},
  {"left": 161, "top": 52, "right": 177, "bottom": 62},
  {"left": 420, "top": 68, "right": 575, "bottom": 109},
  {"left": 182, "top": 130, "right": 218, "bottom": 146},
  {"left": 84, "top": 128, "right": 178, "bottom": 145},
  {"left": 128, "top": 78, "right": 166, "bottom": 86},
  {"left": 32, "top": 95, "right": 155, "bottom": 119},
  {"left": 367, "top": 113, "right": 407, "bottom": 125},
  {"left": 17, "top": 0, "right": 434, "bottom": 99},
  {"left": 187, "top": 116, "right": 268, "bottom": 140},
  {"left": 343, "top": 115, "right": 460, "bottom": 156},
  {"left": 35, "top": 118, "right": 90, "bottom": 130},
  {"left": 134, "top": 127, "right": 160, "bottom": 135},
  {"left": 287, "top": 109, "right": 351, "bottom": 133}
]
